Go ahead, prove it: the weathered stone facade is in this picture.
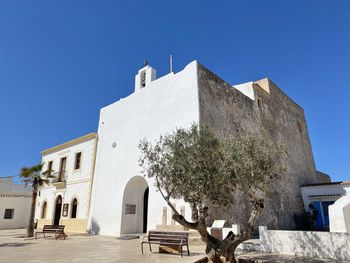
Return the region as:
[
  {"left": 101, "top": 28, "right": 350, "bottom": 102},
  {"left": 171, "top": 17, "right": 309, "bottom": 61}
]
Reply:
[{"left": 197, "top": 63, "right": 329, "bottom": 229}]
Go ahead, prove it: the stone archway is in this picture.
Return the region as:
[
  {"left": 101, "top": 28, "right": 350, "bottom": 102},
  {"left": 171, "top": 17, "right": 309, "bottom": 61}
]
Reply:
[{"left": 120, "top": 176, "right": 149, "bottom": 234}]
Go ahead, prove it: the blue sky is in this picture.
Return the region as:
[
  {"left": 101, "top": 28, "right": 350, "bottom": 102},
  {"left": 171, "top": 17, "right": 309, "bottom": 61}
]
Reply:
[{"left": 0, "top": 1, "right": 349, "bottom": 181}]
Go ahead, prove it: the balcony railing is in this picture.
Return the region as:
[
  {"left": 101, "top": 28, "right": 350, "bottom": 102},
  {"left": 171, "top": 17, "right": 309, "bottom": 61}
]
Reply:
[{"left": 50, "top": 171, "right": 66, "bottom": 184}]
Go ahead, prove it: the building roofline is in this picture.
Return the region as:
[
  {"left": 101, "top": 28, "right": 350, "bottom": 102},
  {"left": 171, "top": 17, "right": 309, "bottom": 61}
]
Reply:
[
  {"left": 197, "top": 62, "right": 304, "bottom": 112},
  {"left": 308, "top": 194, "right": 343, "bottom": 198},
  {"left": 301, "top": 181, "right": 350, "bottom": 187},
  {"left": 0, "top": 193, "right": 32, "bottom": 198},
  {"left": 41, "top": 133, "right": 97, "bottom": 155}
]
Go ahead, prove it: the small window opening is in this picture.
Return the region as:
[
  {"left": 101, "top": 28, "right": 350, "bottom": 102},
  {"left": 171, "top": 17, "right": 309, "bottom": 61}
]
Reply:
[
  {"left": 74, "top": 152, "right": 82, "bottom": 170},
  {"left": 47, "top": 161, "right": 53, "bottom": 175},
  {"left": 297, "top": 121, "right": 303, "bottom": 134},
  {"left": 140, "top": 71, "right": 146, "bottom": 88},
  {"left": 59, "top": 157, "right": 66, "bottom": 180},
  {"left": 4, "top": 209, "right": 14, "bottom": 219},
  {"left": 125, "top": 204, "right": 136, "bottom": 215},
  {"left": 257, "top": 98, "right": 262, "bottom": 108}
]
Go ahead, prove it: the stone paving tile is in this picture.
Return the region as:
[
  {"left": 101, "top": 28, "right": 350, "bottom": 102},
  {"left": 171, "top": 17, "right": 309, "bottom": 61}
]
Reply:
[
  {"left": 0, "top": 229, "right": 347, "bottom": 263},
  {"left": 0, "top": 229, "right": 204, "bottom": 263}
]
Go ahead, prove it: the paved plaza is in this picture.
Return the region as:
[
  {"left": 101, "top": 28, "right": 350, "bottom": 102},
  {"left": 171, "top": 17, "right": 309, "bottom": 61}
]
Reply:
[{"left": 0, "top": 229, "right": 346, "bottom": 263}]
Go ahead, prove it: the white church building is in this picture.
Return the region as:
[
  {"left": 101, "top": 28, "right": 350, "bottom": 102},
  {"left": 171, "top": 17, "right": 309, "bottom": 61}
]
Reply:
[
  {"left": 88, "top": 62, "right": 199, "bottom": 236},
  {"left": 35, "top": 60, "right": 348, "bottom": 236},
  {"left": 36, "top": 62, "right": 199, "bottom": 236}
]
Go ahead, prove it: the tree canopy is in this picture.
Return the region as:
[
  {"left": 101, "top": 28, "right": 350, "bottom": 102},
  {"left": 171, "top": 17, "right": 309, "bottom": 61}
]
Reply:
[
  {"left": 20, "top": 163, "right": 52, "bottom": 189},
  {"left": 20, "top": 163, "right": 53, "bottom": 237},
  {"left": 139, "top": 124, "right": 286, "bottom": 262}
]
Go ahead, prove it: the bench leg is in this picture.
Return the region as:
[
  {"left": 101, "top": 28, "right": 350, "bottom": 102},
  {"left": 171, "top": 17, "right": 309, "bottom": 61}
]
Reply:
[
  {"left": 180, "top": 245, "right": 183, "bottom": 257},
  {"left": 55, "top": 232, "right": 65, "bottom": 240},
  {"left": 141, "top": 242, "right": 144, "bottom": 254},
  {"left": 187, "top": 244, "right": 190, "bottom": 256},
  {"left": 149, "top": 243, "right": 152, "bottom": 252}
]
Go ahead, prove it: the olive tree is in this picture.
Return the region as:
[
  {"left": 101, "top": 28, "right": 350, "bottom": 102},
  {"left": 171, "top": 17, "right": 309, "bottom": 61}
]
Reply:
[{"left": 139, "top": 124, "right": 285, "bottom": 262}]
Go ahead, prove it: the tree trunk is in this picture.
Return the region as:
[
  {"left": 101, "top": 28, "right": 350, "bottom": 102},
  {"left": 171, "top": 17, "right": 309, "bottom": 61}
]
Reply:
[
  {"left": 26, "top": 189, "right": 37, "bottom": 238},
  {"left": 161, "top": 186, "right": 263, "bottom": 263},
  {"left": 171, "top": 199, "right": 264, "bottom": 263}
]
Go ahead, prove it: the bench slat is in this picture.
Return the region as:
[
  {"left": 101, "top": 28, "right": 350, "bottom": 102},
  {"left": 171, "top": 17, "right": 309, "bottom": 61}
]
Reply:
[
  {"left": 141, "top": 231, "right": 190, "bottom": 257},
  {"left": 36, "top": 225, "right": 66, "bottom": 240}
]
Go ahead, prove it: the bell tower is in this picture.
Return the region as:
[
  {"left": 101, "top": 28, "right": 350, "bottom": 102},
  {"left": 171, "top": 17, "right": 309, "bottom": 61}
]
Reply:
[{"left": 134, "top": 61, "right": 157, "bottom": 92}]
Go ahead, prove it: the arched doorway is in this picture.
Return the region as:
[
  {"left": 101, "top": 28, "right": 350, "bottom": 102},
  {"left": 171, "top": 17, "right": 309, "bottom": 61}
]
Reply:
[
  {"left": 143, "top": 187, "right": 149, "bottom": 233},
  {"left": 120, "top": 176, "right": 149, "bottom": 234},
  {"left": 71, "top": 198, "right": 78, "bottom": 218},
  {"left": 54, "top": 195, "right": 62, "bottom": 225}
]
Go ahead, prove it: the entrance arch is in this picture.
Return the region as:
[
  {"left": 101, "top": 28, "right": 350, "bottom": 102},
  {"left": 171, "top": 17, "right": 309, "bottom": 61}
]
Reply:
[
  {"left": 120, "top": 176, "right": 149, "bottom": 234},
  {"left": 54, "top": 195, "right": 62, "bottom": 225}
]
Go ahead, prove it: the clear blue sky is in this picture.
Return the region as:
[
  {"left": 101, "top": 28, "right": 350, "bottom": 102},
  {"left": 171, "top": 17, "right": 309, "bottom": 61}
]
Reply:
[{"left": 0, "top": 1, "right": 349, "bottom": 181}]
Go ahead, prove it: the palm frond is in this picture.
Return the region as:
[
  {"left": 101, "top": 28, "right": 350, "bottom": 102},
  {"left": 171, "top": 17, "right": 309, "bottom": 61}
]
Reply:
[
  {"left": 22, "top": 178, "right": 32, "bottom": 187},
  {"left": 32, "top": 163, "right": 44, "bottom": 172},
  {"left": 20, "top": 167, "right": 32, "bottom": 178},
  {"left": 38, "top": 178, "right": 51, "bottom": 186},
  {"left": 42, "top": 169, "right": 54, "bottom": 176}
]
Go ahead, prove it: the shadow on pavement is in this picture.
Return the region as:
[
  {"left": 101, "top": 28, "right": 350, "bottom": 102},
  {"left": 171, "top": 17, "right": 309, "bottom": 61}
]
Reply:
[{"left": 0, "top": 242, "right": 35, "bottom": 247}]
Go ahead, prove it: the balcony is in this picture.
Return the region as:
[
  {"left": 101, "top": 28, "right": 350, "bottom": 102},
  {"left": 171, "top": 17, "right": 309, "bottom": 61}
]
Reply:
[{"left": 50, "top": 171, "right": 66, "bottom": 189}]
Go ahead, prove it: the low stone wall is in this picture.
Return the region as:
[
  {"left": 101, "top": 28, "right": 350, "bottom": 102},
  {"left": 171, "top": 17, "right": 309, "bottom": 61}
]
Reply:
[
  {"left": 37, "top": 218, "right": 88, "bottom": 233},
  {"left": 60, "top": 219, "right": 88, "bottom": 233},
  {"left": 37, "top": 219, "right": 52, "bottom": 229},
  {"left": 259, "top": 226, "right": 350, "bottom": 261}
]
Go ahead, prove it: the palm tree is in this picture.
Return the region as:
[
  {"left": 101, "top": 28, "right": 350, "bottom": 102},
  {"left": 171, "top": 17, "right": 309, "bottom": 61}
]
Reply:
[{"left": 20, "top": 163, "right": 53, "bottom": 237}]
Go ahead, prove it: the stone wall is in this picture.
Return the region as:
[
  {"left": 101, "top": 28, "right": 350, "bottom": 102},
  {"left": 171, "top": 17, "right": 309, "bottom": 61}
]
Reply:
[
  {"left": 197, "top": 63, "right": 329, "bottom": 230},
  {"left": 37, "top": 218, "right": 88, "bottom": 233},
  {"left": 60, "top": 219, "right": 88, "bottom": 233},
  {"left": 37, "top": 219, "right": 52, "bottom": 229}
]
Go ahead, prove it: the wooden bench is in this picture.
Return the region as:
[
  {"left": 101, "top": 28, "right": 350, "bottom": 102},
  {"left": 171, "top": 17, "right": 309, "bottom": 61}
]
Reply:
[
  {"left": 141, "top": 231, "right": 190, "bottom": 257},
  {"left": 35, "top": 225, "right": 66, "bottom": 240}
]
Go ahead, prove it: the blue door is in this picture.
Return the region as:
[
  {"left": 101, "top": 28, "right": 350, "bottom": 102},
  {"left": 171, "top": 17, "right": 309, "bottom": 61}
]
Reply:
[
  {"left": 322, "top": 201, "right": 335, "bottom": 226},
  {"left": 312, "top": 201, "right": 323, "bottom": 228}
]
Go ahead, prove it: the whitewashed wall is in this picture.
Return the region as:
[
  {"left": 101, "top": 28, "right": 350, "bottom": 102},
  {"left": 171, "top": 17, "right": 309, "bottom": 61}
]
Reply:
[
  {"left": 0, "top": 195, "right": 32, "bottom": 229},
  {"left": 259, "top": 226, "right": 350, "bottom": 261},
  {"left": 35, "top": 135, "right": 96, "bottom": 222},
  {"left": 329, "top": 194, "right": 350, "bottom": 233},
  {"left": 0, "top": 177, "right": 32, "bottom": 229},
  {"left": 35, "top": 182, "right": 92, "bottom": 220},
  {"left": 41, "top": 136, "right": 96, "bottom": 182},
  {"left": 89, "top": 61, "right": 200, "bottom": 236}
]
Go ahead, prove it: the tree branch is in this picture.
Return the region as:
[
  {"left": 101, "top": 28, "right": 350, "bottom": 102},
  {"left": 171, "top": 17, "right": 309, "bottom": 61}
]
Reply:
[
  {"left": 241, "top": 198, "right": 264, "bottom": 240},
  {"left": 191, "top": 202, "right": 199, "bottom": 222}
]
